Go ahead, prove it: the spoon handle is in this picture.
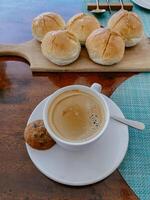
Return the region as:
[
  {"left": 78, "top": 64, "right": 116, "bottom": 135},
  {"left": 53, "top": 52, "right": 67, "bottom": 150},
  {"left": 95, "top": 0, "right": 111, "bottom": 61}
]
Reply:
[
  {"left": 96, "top": 0, "right": 100, "bottom": 9},
  {"left": 106, "top": 0, "right": 112, "bottom": 14},
  {"left": 111, "top": 115, "right": 145, "bottom": 130},
  {"left": 119, "top": 0, "right": 124, "bottom": 9}
]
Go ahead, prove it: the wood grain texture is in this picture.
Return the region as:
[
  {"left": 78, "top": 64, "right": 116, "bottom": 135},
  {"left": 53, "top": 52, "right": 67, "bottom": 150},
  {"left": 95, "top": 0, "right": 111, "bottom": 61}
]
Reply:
[
  {"left": 0, "top": 37, "right": 150, "bottom": 72},
  {"left": 0, "top": 0, "right": 140, "bottom": 199},
  {"left": 87, "top": 3, "right": 133, "bottom": 11}
]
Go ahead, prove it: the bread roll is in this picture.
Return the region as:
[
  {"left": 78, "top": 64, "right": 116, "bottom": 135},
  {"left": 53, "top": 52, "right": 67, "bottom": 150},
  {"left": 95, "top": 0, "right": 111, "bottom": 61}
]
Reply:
[
  {"left": 41, "top": 30, "right": 81, "bottom": 65},
  {"left": 86, "top": 28, "right": 125, "bottom": 65},
  {"left": 108, "top": 10, "right": 143, "bottom": 47},
  {"left": 67, "top": 13, "right": 100, "bottom": 45},
  {"left": 32, "top": 12, "right": 65, "bottom": 42}
]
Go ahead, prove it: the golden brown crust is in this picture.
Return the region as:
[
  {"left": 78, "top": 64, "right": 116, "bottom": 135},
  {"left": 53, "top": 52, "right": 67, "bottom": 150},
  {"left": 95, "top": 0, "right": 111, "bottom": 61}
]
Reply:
[
  {"left": 32, "top": 12, "right": 65, "bottom": 42},
  {"left": 103, "top": 31, "right": 125, "bottom": 62},
  {"left": 108, "top": 10, "right": 128, "bottom": 30},
  {"left": 24, "top": 120, "right": 55, "bottom": 150},
  {"left": 86, "top": 28, "right": 125, "bottom": 65},
  {"left": 41, "top": 30, "right": 81, "bottom": 65},
  {"left": 127, "top": 12, "right": 143, "bottom": 38},
  {"left": 66, "top": 13, "right": 100, "bottom": 45},
  {"left": 108, "top": 10, "right": 143, "bottom": 47}
]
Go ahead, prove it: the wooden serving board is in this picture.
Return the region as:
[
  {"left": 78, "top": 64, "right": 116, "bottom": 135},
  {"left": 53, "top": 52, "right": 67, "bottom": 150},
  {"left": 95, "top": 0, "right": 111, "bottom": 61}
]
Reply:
[{"left": 0, "top": 37, "right": 150, "bottom": 72}]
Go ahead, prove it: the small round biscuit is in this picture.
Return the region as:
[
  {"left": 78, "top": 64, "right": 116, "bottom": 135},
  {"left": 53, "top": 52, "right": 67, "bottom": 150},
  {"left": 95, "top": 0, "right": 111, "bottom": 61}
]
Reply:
[
  {"left": 32, "top": 12, "right": 65, "bottom": 42},
  {"left": 66, "top": 13, "right": 100, "bottom": 45},
  {"left": 24, "top": 120, "right": 55, "bottom": 150}
]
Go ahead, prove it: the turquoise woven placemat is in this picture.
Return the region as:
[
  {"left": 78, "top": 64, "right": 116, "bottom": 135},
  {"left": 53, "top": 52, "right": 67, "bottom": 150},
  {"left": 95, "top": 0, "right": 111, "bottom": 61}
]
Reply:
[
  {"left": 82, "top": 0, "right": 150, "bottom": 36},
  {"left": 110, "top": 73, "right": 150, "bottom": 200}
]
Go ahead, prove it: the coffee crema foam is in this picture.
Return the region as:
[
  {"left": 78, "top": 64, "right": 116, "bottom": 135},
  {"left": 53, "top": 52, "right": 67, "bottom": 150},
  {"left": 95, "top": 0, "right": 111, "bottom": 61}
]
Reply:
[{"left": 48, "top": 90, "right": 105, "bottom": 142}]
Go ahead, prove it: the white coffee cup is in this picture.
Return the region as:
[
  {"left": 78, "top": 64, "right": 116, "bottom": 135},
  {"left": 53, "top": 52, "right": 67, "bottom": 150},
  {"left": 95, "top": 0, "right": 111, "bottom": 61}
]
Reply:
[{"left": 43, "top": 83, "right": 110, "bottom": 151}]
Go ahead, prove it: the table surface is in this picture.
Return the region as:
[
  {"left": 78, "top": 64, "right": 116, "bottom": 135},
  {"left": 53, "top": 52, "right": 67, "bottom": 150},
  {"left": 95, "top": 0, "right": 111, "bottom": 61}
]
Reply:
[{"left": 0, "top": 1, "right": 139, "bottom": 199}]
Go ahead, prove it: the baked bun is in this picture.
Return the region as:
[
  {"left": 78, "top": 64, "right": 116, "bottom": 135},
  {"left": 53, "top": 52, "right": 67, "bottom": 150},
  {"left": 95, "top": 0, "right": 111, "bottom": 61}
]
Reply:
[
  {"left": 32, "top": 12, "right": 65, "bottom": 42},
  {"left": 66, "top": 13, "right": 100, "bottom": 45},
  {"left": 86, "top": 28, "right": 125, "bottom": 65},
  {"left": 24, "top": 120, "right": 55, "bottom": 150},
  {"left": 108, "top": 10, "right": 143, "bottom": 47},
  {"left": 41, "top": 30, "right": 81, "bottom": 65}
]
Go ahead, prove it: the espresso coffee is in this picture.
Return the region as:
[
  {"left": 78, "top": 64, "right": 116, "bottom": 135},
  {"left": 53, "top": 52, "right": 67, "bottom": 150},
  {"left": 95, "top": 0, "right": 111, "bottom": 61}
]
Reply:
[{"left": 48, "top": 90, "right": 105, "bottom": 142}]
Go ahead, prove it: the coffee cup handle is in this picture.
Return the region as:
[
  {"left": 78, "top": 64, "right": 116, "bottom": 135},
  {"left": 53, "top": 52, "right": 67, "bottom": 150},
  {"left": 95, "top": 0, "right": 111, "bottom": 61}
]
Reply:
[{"left": 90, "top": 83, "right": 102, "bottom": 93}]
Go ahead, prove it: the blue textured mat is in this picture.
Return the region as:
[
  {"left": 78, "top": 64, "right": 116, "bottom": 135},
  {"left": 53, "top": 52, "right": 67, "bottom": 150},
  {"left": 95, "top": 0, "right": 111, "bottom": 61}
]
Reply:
[{"left": 111, "top": 73, "right": 150, "bottom": 200}]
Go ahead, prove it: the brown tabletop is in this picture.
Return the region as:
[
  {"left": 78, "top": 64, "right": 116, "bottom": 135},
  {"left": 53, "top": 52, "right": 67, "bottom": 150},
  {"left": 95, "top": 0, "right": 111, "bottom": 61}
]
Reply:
[{"left": 0, "top": 1, "right": 138, "bottom": 199}]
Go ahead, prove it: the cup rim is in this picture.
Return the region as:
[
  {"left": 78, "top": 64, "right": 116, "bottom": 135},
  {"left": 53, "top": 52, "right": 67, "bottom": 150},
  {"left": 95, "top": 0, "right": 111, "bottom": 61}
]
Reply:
[{"left": 43, "top": 85, "right": 110, "bottom": 146}]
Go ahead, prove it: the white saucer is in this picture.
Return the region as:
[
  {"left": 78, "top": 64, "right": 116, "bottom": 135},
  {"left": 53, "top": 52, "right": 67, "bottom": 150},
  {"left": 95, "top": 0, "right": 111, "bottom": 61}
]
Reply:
[
  {"left": 25, "top": 95, "right": 129, "bottom": 186},
  {"left": 132, "top": 0, "right": 150, "bottom": 9}
]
